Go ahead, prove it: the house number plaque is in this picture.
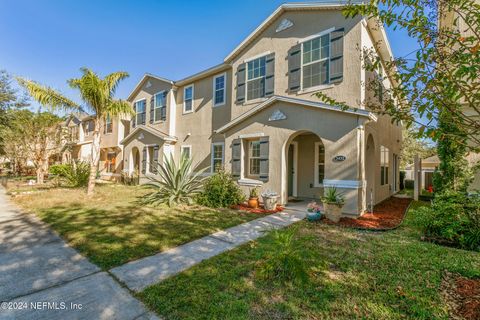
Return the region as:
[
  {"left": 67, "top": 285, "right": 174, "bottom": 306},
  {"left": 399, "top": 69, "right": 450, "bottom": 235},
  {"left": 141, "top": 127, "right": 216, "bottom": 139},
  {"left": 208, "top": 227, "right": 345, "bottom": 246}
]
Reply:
[{"left": 333, "top": 155, "right": 346, "bottom": 162}]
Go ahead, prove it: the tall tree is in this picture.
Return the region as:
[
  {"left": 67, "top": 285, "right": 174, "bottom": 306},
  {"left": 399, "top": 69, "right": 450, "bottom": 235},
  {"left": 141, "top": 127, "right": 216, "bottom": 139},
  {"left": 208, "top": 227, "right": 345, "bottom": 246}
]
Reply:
[
  {"left": 17, "top": 68, "right": 133, "bottom": 194},
  {"left": 317, "top": 0, "right": 480, "bottom": 148},
  {"left": 0, "top": 70, "right": 28, "bottom": 154},
  {"left": 3, "top": 110, "right": 64, "bottom": 183}
]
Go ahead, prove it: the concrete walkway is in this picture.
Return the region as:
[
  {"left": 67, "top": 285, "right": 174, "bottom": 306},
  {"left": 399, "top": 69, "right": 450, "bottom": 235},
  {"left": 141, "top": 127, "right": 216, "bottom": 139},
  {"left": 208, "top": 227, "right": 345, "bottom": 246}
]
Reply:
[
  {"left": 0, "top": 188, "right": 158, "bottom": 320},
  {"left": 111, "top": 209, "right": 306, "bottom": 292}
]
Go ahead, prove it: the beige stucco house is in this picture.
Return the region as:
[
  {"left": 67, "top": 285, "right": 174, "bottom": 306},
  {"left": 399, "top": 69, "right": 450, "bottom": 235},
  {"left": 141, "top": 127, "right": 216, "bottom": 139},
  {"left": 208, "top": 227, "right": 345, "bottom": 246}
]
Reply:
[
  {"left": 64, "top": 112, "right": 128, "bottom": 181},
  {"left": 122, "top": 1, "right": 402, "bottom": 216}
]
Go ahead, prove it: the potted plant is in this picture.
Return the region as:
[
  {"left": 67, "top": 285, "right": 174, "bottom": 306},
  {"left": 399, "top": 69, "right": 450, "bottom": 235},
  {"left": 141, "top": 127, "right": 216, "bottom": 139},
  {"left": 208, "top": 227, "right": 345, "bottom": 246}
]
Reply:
[
  {"left": 322, "top": 187, "right": 345, "bottom": 223},
  {"left": 261, "top": 190, "right": 279, "bottom": 211},
  {"left": 306, "top": 201, "right": 322, "bottom": 221},
  {"left": 248, "top": 187, "right": 259, "bottom": 209}
]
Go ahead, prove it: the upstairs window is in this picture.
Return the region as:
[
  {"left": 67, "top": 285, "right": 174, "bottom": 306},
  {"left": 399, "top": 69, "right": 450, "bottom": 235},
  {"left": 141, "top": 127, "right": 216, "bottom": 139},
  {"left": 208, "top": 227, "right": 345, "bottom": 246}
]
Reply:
[
  {"left": 381, "top": 145, "right": 389, "bottom": 185},
  {"left": 213, "top": 74, "right": 226, "bottom": 106},
  {"left": 104, "top": 115, "right": 112, "bottom": 134},
  {"left": 84, "top": 120, "right": 94, "bottom": 136},
  {"left": 302, "top": 34, "right": 330, "bottom": 89},
  {"left": 154, "top": 91, "right": 167, "bottom": 121},
  {"left": 184, "top": 85, "right": 194, "bottom": 113},
  {"left": 246, "top": 56, "right": 266, "bottom": 100},
  {"left": 135, "top": 99, "right": 146, "bottom": 126}
]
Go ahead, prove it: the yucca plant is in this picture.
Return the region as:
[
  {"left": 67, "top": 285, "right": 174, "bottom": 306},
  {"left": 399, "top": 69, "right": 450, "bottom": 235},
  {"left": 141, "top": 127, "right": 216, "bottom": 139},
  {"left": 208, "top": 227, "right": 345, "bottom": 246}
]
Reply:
[{"left": 143, "top": 153, "right": 208, "bottom": 207}]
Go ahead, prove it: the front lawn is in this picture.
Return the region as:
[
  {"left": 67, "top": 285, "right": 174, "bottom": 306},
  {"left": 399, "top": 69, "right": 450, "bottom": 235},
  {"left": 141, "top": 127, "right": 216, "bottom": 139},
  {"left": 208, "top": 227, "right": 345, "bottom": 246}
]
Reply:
[
  {"left": 139, "top": 201, "right": 480, "bottom": 320},
  {"left": 11, "top": 183, "right": 263, "bottom": 269}
]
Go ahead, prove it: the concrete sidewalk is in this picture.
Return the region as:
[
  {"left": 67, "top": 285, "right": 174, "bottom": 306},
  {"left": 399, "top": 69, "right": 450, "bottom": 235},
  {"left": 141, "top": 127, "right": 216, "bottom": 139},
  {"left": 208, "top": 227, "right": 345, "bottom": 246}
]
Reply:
[
  {"left": 0, "top": 187, "right": 158, "bottom": 320},
  {"left": 111, "top": 209, "right": 306, "bottom": 292}
]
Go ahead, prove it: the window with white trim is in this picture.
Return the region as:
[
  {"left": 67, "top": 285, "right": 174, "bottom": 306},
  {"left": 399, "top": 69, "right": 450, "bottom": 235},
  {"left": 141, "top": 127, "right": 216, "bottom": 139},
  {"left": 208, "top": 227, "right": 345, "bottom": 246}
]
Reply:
[
  {"left": 213, "top": 74, "right": 226, "bottom": 106},
  {"left": 181, "top": 145, "right": 191, "bottom": 160},
  {"left": 380, "top": 145, "right": 389, "bottom": 185},
  {"left": 248, "top": 140, "right": 261, "bottom": 176},
  {"left": 183, "top": 85, "right": 194, "bottom": 113},
  {"left": 246, "top": 56, "right": 266, "bottom": 100},
  {"left": 154, "top": 91, "right": 167, "bottom": 121},
  {"left": 302, "top": 34, "right": 330, "bottom": 89},
  {"left": 314, "top": 142, "right": 325, "bottom": 186},
  {"left": 104, "top": 115, "right": 112, "bottom": 134},
  {"left": 211, "top": 143, "right": 224, "bottom": 173},
  {"left": 135, "top": 99, "right": 146, "bottom": 125}
]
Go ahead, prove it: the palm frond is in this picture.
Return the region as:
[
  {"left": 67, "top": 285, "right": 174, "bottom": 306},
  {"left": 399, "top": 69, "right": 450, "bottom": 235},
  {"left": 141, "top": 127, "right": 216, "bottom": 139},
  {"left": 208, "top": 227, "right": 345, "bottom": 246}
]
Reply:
[
  {"left": 104, "top": 71, "right": 129, "bottom": 95},
  {"left": 16, "top": 77, "right": 80, "bottom": 112},
  {"left": 107, "top": 100, "right": 135, "bottom": 117}
]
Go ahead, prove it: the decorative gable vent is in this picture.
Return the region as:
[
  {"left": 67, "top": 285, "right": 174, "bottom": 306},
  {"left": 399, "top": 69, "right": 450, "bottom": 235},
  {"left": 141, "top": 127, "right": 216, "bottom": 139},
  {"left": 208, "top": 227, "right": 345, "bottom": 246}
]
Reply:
[
  {"left": 276, "top": 18, "right": 294, "bottom": 33},
  {"left": 145, "top": 81, "right": 152, "bottom": 88},
  {"left": 268, "top": 109, "right": 287, "bottom": 121}
]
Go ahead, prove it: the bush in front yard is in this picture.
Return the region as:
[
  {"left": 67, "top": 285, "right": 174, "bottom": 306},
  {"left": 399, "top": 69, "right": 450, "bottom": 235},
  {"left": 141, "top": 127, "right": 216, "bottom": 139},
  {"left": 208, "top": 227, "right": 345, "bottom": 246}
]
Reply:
[
  {"left": 197, "top": 170, "right": 245, "bottom": 208},
  {"left": 414, "top": 190, "right": 480, "bottom": 251},
  {"left": 49, "top": 161, "right": 90, "bottom": 187}
]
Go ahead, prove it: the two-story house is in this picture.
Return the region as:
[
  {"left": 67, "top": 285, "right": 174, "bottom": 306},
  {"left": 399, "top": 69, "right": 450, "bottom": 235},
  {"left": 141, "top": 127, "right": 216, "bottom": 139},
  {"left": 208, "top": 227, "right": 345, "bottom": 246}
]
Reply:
[
  {"left": 121, "top": 1, "right": 402, "bottom": 216},
  {"left": 64, "top": 112, "right": 128, "bottom": 181}
]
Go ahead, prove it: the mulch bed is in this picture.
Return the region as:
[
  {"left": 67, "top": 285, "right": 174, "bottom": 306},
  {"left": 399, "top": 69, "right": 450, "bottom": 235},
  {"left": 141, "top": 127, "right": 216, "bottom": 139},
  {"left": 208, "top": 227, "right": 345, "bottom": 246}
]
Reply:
[
  {"left": 441, "top": 271, "right": 480, "bottom": 320},
  {"left": 322, "top": 197, "right": 412, "bottom": 230},
  {"left": 232, "top": 203, "right": 284, "bottom": 214}
]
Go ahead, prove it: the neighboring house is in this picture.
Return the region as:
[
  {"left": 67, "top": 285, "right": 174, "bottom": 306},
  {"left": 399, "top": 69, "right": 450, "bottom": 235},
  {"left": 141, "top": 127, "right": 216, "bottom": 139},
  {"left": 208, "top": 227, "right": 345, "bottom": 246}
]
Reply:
[
  {"left": 405, "top": 155, "right": 440, "bottom": 190},
  {"left": 63, "top": 112, "right": 128, "bottom": 181},
  {"left": 122, "top": 1, "right": 402, "bottom": 216}
]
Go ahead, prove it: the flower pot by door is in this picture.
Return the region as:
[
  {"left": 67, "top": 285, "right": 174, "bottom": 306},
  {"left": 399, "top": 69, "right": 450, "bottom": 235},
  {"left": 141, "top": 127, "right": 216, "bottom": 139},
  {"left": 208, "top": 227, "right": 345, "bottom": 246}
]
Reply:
[{"left": 324, "top": 203, "right": 342, "bottom": 222}]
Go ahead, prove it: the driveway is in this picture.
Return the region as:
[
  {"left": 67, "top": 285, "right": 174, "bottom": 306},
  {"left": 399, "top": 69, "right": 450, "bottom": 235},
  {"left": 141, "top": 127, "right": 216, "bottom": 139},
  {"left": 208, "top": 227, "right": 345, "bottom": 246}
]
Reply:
[{"left": 0, "top": 187, "right": 158, "bottom": 320}]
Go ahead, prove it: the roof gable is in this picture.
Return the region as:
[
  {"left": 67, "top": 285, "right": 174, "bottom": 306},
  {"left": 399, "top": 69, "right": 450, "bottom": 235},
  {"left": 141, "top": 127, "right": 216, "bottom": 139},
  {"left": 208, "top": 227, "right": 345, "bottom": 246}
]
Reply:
[
  {"left": 127, "top": 74, "right": 174, "bottom": 102},
  {"left": 224, "top": 1, "right": 365, "bottom": 62},
  {"left": 120, "top": 125, "right": 177, "bottom": 145}
]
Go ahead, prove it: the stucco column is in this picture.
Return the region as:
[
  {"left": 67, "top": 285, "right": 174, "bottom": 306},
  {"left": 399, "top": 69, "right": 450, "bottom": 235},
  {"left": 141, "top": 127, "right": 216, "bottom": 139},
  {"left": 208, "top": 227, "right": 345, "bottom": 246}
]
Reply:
[{"left": 357, "top": 121, "right": 367, "bottom": 212}]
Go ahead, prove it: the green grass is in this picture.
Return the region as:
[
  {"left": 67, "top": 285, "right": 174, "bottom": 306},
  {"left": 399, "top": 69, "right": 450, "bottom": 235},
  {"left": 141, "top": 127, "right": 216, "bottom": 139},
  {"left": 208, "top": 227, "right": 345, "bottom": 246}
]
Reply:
[
  {"left": 139, "top": 201, "right": 480, "bottom": 320},
  {"left": 12, "top": 183, "right": 262, "bottom": 269}
]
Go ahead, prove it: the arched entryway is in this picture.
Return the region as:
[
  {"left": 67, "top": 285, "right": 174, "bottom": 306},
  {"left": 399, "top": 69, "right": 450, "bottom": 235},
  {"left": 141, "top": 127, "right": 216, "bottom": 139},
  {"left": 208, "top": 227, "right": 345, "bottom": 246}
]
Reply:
[
  {"left": 129, "top": 147, "right": 140, "bottom": 173},
  {"left": 283, "top": 131, "right": 325, "bottom": 204},
  {"left": 365, "top": 134, "right": 376, "bottom": 211}
]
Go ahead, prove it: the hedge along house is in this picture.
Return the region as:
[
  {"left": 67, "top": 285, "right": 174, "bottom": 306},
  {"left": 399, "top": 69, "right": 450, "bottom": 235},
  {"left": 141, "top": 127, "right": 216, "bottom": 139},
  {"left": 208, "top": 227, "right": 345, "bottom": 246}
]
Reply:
[{"left": 122, "top": 1, "right": 402, "bottom": 216}]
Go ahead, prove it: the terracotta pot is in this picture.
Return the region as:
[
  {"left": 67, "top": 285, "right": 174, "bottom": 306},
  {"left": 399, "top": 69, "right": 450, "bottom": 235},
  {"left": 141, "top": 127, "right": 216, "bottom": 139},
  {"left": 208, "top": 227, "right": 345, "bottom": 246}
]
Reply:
[
  {"left": 248, "top": 197, "right": 259, "bottom": 209},
  {"left": 323, "top": 202, "right": 343, "bottom": 223}
]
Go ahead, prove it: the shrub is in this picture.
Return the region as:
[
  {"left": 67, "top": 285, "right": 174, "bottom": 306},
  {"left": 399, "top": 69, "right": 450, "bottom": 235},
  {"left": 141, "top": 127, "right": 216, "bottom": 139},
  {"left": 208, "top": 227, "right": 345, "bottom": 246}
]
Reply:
[
  {"left": 197, "top": 170, "right": 245, "bottom": 208},
  {"left": 143, "top": 154, "right": 207, "bottom": 207},
  {"left": 121, "top": 169, "right": 139, "bottom": 186},
  {"left": 256, "top": 226, "right": 309, "bottom": 284},
  {"left": 414, "top": 190, "right": 480, "bottom": 251},
  {"left": 49, "top": 161, "right": 90, "bottom": 187},
  {"left": 405, "top": 179, "right": 414, "bottom": 189},
  {"left": 49, "top": 163, "right": 68, "bottom": 176}
]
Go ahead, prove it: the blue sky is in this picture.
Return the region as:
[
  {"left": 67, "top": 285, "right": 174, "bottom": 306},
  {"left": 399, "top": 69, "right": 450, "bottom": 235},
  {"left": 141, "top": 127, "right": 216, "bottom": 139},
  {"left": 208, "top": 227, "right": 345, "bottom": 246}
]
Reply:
[{"left": 0, "top": 0, "right": 418, "bottom": 106}]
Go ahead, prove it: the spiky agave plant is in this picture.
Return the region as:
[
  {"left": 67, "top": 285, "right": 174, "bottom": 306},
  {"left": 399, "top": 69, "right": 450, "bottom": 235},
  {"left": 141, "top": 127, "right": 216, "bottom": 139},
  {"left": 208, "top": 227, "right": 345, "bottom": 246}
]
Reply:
[{"left": 143, "top": 153, "right": 208, "bottom": 207}]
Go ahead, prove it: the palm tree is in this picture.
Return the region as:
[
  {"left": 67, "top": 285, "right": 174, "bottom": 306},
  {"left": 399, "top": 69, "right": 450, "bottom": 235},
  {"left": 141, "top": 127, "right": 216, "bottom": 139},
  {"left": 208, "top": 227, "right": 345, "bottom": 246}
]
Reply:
[{"left": 17, "top": 68, "right": 133, "bottom": 195}]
